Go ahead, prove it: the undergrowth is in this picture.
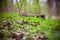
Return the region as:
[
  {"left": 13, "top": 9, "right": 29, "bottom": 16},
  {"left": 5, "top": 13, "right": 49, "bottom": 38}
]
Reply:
[{"left": 0, "top": 12, "right": 60, "bottom": 40}]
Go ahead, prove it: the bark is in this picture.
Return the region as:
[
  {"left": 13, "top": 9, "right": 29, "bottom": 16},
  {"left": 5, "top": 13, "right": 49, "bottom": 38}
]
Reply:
[
  {"left": 7, "top": 0, "right": 14, "bottom": 12},
  {"left": 0, "top": 0, "right": 7, "bottom": 12},
  {"left": 0, "top": 0, "right": 14, "bottom": 13},
  {"left": 48, "top": 0, "right": 60, "bottom": 19}
]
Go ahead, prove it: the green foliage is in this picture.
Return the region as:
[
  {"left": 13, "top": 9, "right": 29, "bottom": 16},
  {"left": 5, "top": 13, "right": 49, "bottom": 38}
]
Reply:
[
  {"left": 0, "top": 12, "right": 60, "bottom": 40},
  {"left": 3, "top": 30, "right": 9, "bottom": 38},
  {"left": 49, "top": 31, "right": 60, "bottom": 40}
]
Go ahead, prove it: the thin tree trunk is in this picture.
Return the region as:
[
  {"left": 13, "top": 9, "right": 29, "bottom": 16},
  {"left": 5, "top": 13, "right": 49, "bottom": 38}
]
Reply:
[{"left": 7, "top": 0, "right": 14, "bottom": 13}]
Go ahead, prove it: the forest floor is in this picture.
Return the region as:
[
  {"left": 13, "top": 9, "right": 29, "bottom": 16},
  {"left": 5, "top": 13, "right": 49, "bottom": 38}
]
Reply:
[{"left": 0, "top": 13, "right": 53, "bottom": 40}]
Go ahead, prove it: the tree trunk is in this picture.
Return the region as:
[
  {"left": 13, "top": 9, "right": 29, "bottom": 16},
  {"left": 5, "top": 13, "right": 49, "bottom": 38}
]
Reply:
[
  {"left": 0, "top": 0, "right": 7, "bottom": 12},
  {"left": 0, "top": 0, "right": 14, "bottom": 13},
  {"left": 7, "top": 0, "right": 14, "bottom": 13},
  {"left": 48, "top": 0, "right": 60, "bottom": 19}
]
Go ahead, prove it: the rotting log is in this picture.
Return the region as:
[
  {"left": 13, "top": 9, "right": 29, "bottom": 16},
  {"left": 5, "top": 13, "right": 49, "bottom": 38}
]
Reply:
[
  {"left": 20, "top": 13, "right": 44, "bottom": 16},
  {"left": 19, "top": 13, "right": 45, "bottom": 19}
]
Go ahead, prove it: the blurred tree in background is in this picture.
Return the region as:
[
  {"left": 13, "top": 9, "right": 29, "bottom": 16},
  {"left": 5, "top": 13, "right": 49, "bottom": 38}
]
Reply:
[{"left": 0, "top": 0, "right": 14, "bottom": 13}]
